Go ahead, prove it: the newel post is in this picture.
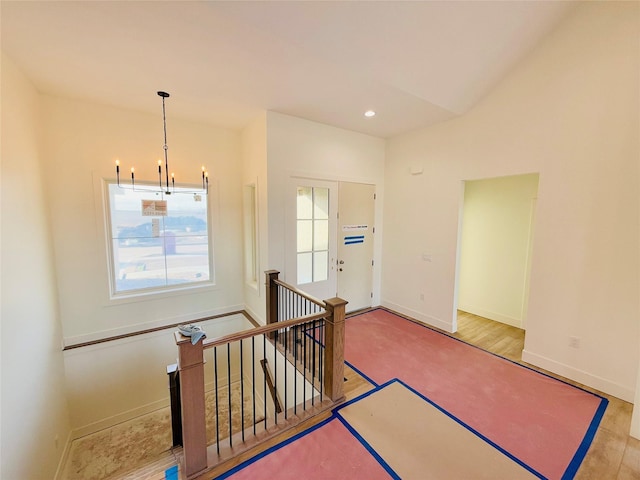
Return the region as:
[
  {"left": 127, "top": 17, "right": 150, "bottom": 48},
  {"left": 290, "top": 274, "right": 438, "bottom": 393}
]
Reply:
[
  {"left": 323, "top": 297, "right": 348, "bottom": 402},
  {"left": 265, "top": 270, "right": 280, "bottom": 336},
  {"left": 175, "top": 332, "right": 207, "bottom": 478}
]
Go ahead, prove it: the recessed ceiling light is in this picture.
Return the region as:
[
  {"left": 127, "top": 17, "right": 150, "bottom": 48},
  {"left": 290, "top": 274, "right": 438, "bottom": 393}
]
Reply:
[{"left": 364, "top": 110, "right": 376, "bottom": 118}]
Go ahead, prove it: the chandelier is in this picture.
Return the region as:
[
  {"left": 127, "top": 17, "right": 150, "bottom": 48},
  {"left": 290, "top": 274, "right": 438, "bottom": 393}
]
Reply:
[{"left": 114, "top": 91, "right": 208, "bottom": 195}]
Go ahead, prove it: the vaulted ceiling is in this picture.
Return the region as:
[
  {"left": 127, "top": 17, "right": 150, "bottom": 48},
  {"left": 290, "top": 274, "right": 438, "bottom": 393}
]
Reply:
[{"left": 1, "top": 1, "right": 576, "bottom": 138}]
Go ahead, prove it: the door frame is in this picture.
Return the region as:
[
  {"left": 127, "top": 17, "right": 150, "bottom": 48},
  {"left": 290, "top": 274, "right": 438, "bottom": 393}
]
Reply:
[{"left": 336, "top": 181, "right": 376, "bottom": 313}]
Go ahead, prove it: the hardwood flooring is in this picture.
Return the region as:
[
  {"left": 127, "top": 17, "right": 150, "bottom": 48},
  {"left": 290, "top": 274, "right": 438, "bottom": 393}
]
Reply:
[
  {"left": 204, "top": 309, "right": 640, "bottom": 479},
  {"left": 454, "top": 310, "right": 640, "bottom": 480},
  {"left": 76, "top": 309, "right": 639, "bottom": 479}
]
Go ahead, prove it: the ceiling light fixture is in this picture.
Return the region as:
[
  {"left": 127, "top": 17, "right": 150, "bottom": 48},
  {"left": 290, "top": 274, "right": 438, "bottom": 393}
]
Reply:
[
  {"left": 114, "top": 91, "right": 208, "bottom": 195},
  {"left": 364, "top": 110, "right": 376, "bottom": 118}
]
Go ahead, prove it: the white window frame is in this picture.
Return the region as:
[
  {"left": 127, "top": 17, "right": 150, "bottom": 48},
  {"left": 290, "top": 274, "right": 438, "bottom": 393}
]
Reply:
[
  {"left": 103, "top": 179, "right": 215, "bottom": 299},
  {"left": 243, "top": 182, "right": 259, "bottom": 290}
]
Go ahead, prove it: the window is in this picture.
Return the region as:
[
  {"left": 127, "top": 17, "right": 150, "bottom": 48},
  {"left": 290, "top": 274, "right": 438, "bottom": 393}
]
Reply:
[
  {"left": 106, "top": 182, "right": 212, "bottom": 295},
  {"left": 243, "top": 183, "right": 258, "bottom": 286},
  {"left": 296, "top": 186, "right": 329, "bottom": 284}
]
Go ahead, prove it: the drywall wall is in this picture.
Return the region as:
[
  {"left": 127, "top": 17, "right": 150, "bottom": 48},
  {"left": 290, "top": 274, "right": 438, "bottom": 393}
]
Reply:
[
  {"left": 265, "top": 112, "right": 386, "bottom": 304},
  {"left": 1, "top": 53, "right": 72, "bottom": 479},
  {"left": 458, "top": 173, "right": 539, "bottom": 328},
  {"left": 63, "top": 314, "right": 251, "bottom": 436},
  {"left": 241, "top": 113, "right": 269, "bottom": 324},
  {"left": 382, "top": 2, "right": 639, "bottom": 400},
  {"left": 39, "top": 96, "right": 244, "bottom": 343}
]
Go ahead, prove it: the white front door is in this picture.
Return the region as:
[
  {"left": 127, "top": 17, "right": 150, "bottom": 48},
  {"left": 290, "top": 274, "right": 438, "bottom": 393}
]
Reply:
[
  {"left": 337, "top": 182, "right": 376, "bottom": 312},
  {"left": 285, "top": 179, "right": 338, "bottom": 301}
]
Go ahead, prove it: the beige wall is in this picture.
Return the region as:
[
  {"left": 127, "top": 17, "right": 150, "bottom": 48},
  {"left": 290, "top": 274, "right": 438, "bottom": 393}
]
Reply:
[
  {"left": 40, "top": 96, "right": 244, "bottom": 344},
  {"left": 265, "top": 112, "right": 386, "bottom": 304},
  {"left": 382, "top": 2, "right": 639, "bottom": 400},
  {"left": 241, "top": 113, "right": 269, "bottom": 323},
  {"left": 1, "top": 53, "right": 72, "bottom": 479},
  {"left": 36, "top": 95, "right": 246, "bottom": 436},
  {"left": 458, "top": 173, "right": 539, "bottom": 328},
  {"left": 62, "top": 314, "right": 251, "bottom": 437},
  {"left": 2, "top": 2, "right": 639, "bottom": 470}
]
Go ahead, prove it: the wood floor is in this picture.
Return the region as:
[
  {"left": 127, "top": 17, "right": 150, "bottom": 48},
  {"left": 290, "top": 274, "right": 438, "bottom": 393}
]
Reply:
[
  {"left": 103, "top": 309, "right": 640, "bottom": 479},
  {"left": 454, "top": 310, "right": 640, "bottom": 480}
]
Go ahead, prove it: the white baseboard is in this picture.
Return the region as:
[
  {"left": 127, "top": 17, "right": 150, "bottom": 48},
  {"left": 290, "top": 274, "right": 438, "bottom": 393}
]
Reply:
[
  {"left": 53, "top": 430, "right": 74, "bottom": 480},
  {"left": 381, "top": 300, "right": 454, "bottom": 333},
  {"left": 71, "top": 397, "right": 171, "bottom": 440},
  {"left": 522, "top": 349, "right": 634, "bottom": 402},
  {"left": 457, "top": 304, "right": 522, "bottom": 328},
  {"left": 244, "top": 304, "right": 264, "bottom": 326}
]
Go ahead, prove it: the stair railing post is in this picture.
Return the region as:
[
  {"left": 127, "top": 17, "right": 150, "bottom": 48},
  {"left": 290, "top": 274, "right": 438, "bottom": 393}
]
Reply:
[
  {"left": 323, "top": 297, "right": 348, "bottom": 402},
  {"left": 175, "top": 332, "right": 207, "bottom": 478},
  {"left": 265, "top": 270, "right": 280, "bottom": 339},
  {"left": 166, "top": 363, "right": 182, "bottom": 447}
]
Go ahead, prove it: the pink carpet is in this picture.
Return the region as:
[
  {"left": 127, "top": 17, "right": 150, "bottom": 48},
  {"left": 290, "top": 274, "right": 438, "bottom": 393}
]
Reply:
[
  {"left": 344, "top": 309, "right": 607, "bottom": 480},
  {"left": 219, "top": 417, "right": 391, "bottom": 480}
]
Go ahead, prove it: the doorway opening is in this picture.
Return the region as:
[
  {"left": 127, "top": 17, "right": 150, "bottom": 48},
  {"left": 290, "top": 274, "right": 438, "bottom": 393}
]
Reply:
[{"left": 454, "top": 173, "right": 539, "bottom": 353}]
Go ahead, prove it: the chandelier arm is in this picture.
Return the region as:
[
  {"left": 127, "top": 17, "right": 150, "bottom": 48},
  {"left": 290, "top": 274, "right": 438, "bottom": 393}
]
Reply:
[{"left": 113, "top": 92, "right": 207, "bottom": 195}]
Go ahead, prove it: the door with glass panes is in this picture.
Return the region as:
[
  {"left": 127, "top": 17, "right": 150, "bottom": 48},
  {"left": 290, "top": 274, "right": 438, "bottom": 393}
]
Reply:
[{"left": 286, "top": 179, "right": 338, "bottom": 301}]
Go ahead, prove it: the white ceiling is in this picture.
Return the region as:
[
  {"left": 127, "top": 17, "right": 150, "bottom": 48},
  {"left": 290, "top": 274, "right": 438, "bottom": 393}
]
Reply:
[{"left": 1, "top": 1, "right": 576, "bottom": 138}]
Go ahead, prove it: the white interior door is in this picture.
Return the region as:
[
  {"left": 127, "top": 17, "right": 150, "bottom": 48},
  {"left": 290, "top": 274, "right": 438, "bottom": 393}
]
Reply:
[
  {"left": 285, "top": 178, "right": 338, "bottom": 301},
  {"left": 337, "top": 182, "right": 375, "bottom": 313}
]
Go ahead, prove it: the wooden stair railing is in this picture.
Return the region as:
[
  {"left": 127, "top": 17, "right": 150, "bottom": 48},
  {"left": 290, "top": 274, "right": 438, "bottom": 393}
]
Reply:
[
  {"left": 260, "top": 359, "right": 283, "bottom": 413},
  {"left": 174, "top": 270, "right": 347, "bottom": 479}
]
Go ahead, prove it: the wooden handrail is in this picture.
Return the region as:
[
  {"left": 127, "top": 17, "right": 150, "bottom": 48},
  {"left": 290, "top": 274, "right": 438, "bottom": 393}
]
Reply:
[
  {"left": 201, "top": 312, "right": 327, "bottom": 349},
  {"left": 260, "top": 359, "right": 283, "bottom": 413},
  {"left": 175, "top": 270, "right": 346, "bottom": 479},
  {"left": 273, "top": 279, "right": 326, "bottom": 308}
]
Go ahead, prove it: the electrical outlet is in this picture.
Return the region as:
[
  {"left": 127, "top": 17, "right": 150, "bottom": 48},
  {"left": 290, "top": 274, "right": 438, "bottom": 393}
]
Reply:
[
  {"left": 569, "top": 336, "right": 580, "bottom": 349},
  {"left": 419, "top": 293, "right": 424, "bottom": 301}
]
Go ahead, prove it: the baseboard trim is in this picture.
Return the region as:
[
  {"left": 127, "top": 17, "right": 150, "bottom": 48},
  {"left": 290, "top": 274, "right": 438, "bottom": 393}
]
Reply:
[
  {"left": 71, "top": 397, "right": 171, "bottom": 440},
  {"left": 380, "top": 300, "right": 454, "bottom": 333},
  {"left": 457, "top": 304, "right": 522, "bottom": 329},
  {"left": 522, "top": 349, "right": 634, "bottom": 402},
  {"left": 243, "top": 304, "right": 264, "bottom": 326},
  {"left": 53, "top": 430, "right": 74, "bottom": 480}
]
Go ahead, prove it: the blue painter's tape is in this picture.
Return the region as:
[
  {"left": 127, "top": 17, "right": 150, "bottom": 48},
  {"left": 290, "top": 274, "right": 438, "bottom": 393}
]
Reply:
[
  {"left": 336, "top": 414, "right": 401, "bottom": 479},
  {"left": 562, "top": 397, "right": 608, "bottom": 479},
  {"left": 214, "top": 416, "right": 336, "bottom": 479},
  {"left": 344, "top": 235, "right": 365, "bottom": 245},
  {"left": 165, "top": 465, "right": 178, "bottom": 480}
]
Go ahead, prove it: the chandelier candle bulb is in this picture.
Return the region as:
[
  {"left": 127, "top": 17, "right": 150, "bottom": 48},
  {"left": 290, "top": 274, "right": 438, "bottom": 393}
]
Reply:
[{"left": 110, "top": 91, "right": 207, "bottom": 195}]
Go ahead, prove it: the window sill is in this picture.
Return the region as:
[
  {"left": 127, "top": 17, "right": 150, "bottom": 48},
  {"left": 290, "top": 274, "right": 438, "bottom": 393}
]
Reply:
[{"left": 106, "top": 281, "right": 218, "bottom": 306}]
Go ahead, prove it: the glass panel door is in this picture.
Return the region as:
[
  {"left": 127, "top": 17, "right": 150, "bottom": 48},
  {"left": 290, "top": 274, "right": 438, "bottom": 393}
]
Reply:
[
  {"left": 296, "top": 186, "right": 330, "bottom": 285},
  {"left": 287, "top": 179, "right": 337, "bottom": 301}
]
